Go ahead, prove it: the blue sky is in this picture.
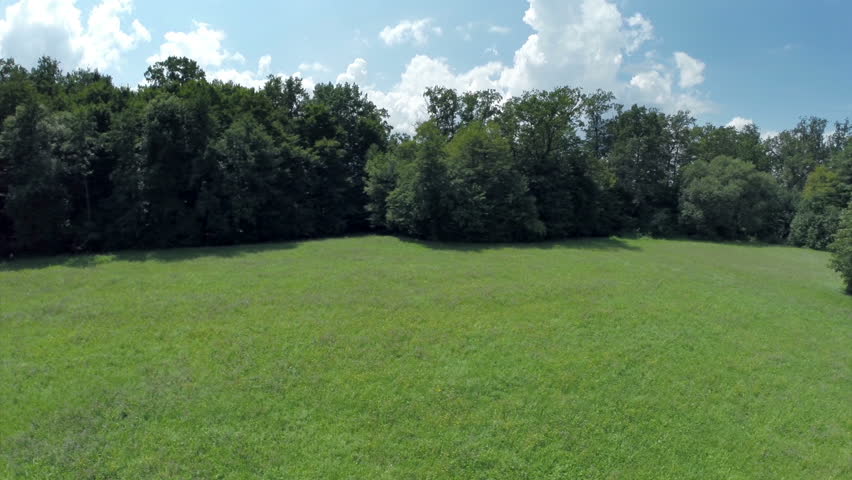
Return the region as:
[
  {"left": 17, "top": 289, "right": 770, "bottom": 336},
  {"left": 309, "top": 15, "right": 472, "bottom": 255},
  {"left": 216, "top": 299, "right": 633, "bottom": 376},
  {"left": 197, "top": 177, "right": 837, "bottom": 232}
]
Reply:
[{"left": 0, "top": 0, "right": 850, "bottom": 134}]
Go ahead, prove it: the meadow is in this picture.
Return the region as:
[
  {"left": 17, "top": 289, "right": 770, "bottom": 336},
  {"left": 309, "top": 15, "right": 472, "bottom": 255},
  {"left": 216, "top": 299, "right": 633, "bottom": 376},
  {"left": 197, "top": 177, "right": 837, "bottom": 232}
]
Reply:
[{"left": 1, "top": 236, "right": 850, "bottom": 479}]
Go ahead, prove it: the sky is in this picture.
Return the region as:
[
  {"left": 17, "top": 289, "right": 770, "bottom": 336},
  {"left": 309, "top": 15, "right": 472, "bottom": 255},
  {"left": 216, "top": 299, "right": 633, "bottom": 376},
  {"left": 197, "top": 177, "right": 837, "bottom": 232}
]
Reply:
[{"left": 0, "top": 0, "right": 850, "bottom": 135}]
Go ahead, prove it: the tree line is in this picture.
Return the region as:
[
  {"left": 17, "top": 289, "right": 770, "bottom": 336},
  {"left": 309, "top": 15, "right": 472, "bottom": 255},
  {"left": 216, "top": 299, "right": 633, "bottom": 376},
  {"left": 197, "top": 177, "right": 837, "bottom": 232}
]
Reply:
[{"left": 1, "top": 56, "right": 851, "bottom": 291}]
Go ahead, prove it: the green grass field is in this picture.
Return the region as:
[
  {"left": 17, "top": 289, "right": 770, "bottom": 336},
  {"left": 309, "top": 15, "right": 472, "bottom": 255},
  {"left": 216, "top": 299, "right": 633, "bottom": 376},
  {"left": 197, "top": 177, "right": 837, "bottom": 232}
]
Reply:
[{"left": 1, "top": 236, "right": 850, "bottom": 479}]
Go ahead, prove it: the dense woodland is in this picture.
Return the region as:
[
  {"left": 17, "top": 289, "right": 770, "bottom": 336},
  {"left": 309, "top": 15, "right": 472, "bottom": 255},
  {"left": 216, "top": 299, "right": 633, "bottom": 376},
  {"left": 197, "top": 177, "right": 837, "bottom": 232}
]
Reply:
[{"left": 1, "top": 56, "right": 851, "bottom": 290}]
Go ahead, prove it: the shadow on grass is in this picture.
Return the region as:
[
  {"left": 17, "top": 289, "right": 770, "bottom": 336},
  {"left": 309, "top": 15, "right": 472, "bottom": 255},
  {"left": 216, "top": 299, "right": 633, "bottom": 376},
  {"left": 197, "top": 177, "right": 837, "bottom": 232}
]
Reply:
[
  {"left": 394, "top": 235, "right": 642, "bottom": 253},
  {"left": 0, "top": 234, "right": 643, "bottom": 272},
  {"left": 0, "top": 240, "right": 302, "bottom": 272}
]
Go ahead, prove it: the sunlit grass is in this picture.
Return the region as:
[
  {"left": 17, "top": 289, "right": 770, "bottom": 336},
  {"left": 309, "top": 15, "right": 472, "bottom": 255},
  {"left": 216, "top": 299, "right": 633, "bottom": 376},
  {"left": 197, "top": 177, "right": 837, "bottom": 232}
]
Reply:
[{"left": 1, "top": 236, "right": 849, "bottom": 479}]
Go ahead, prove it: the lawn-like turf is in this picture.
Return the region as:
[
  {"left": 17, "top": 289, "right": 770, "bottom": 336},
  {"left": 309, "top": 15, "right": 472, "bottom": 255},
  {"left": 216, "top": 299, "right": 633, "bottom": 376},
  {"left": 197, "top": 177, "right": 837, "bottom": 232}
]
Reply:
[{"left": 1, "top": 236, "right": 850, "bottom": 479}]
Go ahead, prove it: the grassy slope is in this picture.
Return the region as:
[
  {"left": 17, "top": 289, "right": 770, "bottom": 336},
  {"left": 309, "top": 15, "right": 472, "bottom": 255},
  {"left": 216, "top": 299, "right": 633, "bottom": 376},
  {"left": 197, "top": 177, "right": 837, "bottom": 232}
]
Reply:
[{"left": 1, "top": 236, "right": 849, "bottom": 479}]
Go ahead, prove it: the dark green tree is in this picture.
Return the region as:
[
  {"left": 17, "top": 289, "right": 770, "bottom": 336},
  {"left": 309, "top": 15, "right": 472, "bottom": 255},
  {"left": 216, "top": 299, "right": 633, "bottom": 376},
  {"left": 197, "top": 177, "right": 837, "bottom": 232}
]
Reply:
[
  {"left": 829, "top": 202, "right": 852, "bottom": 294},
  {"left": 500, "top": 87, "right": 596, "bottom": 237},
  {"left": 441, "top": 122, "right": 543, "bottom": 241},
  {"left": 680, "top": 156, "right": 787, "bottom": 240},
  {"left": 606, "top": 105, "right": 677, "bottom": 234},
  {"left": 0, "top": 103, "right": 70, "bottom": 253}
]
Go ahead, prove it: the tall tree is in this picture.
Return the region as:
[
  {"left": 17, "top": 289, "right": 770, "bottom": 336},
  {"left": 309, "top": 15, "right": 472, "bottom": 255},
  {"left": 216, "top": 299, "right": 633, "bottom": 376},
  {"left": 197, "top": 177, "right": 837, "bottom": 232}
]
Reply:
[
  {"left": 767, "top": 117, "right": 830, "bottom": 191},
  {"left": 0, "top": 103, "right": 70, "bottom": 253},
  {"left": 606, "top": 105, "right": 677, "bottom": 234},
  {"left": 501, "top": 87, "right": 596, "bottom": 237}
]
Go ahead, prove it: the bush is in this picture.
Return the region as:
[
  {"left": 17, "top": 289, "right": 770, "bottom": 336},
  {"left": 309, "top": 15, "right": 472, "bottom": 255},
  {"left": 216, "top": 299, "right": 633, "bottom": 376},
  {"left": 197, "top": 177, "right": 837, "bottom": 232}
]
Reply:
[
  {"left": 789, "top": 166, "right": 847, "bottom": 249},
  {"left": 829, "top": 202, "right": 852, "bottom": 294},
  {"left": 679, "top": 156, "right": 786, "bottom": 241},
  {"left": 789, "top": 201, "right": 841, "bottom": 250}
]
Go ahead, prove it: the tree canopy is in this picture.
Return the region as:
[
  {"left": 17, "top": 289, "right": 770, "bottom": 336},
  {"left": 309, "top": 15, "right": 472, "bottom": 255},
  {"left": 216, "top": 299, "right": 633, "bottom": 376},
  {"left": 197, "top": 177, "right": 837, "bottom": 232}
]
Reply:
[{"left": 0, "top": 54, "right": 849, "bottom": 281}]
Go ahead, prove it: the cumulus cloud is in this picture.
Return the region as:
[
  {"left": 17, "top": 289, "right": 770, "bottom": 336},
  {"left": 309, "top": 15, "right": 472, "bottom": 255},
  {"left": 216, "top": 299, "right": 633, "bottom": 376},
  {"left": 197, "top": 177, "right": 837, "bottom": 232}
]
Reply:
[
  {"left": 145, "top": 21, "right": 319, "bottom": 91},
  {"left": 147, "top": 21, "right": 316, "bottom": 91},
  {"left": 488, "top": 25, "right": 511, "bottom": 34},
  {"left": 258, "top": 54, "right": 272, "bottom": 76},
  {"left": 626, "top": 14, "right": 653, "bottom": 54},
  {"left": 726, "top": 116, "right": 754, "bottom": 130},
  {"left": 336, "top": 57, "right": 368, "bottom": 84},
  {"left": 352, "top": 0, "right": 712, "bottom": 131},
  {"left": 147, "top": 21, "right": 244, "bottom": 67},
  {"left": 210, "top": 60, "right": 316, "bottom": 92},
  {"left": 356, "top": 56, "right": 504, "bottom": 132},
  {"left": 674, "top": 51, "right": 705, "bottom": 88},
  {"left": 209, "top": 55, "right": 275, "bottom": 89},
  {"left": 627, "top": 67, "right": 711, "bottom": 114},
  {"left": 497, "top": 0, "right": 639, "bottom": 94},
  {"left": 380, "top": 18, "right": 442, "bottom": 46},
  {"left": 0, "top": 0, "right": 149, "bottom": 70}
]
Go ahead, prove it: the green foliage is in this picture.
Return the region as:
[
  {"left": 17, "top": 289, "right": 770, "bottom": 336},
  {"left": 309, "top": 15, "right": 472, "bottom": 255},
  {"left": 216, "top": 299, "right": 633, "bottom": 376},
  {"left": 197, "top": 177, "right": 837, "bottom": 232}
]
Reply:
[
  {"left": 680, "top": 156, "right": 787, "bottom": 240},
  {"left": 372, "top": 119, "right": 545, "bottom": 242},
  {"left": 789, "top": 203, "right": 841, "bottom": 250},
  {"left": 501, "top": 87, "right": 599, "bottom": 237},
  {"left": 0, "top": 103, "right": 71, "bottom": 253},
  {"left": 694, "top": 123, "right": 769, "bottom": 171},
  {"left": 789, "top": 166, "right": 847, "bottom": 249},
  {"left": 767, "top": 117, "right": 831, "bottom": 191},
  {"left": 384, "top": 122, "right": 451, "bottom": 239},
  {"left": 606, "top": 105, "right": 679, "bottom": 234},
  {"left": 144, "top": 57, "right": 206, "bottom": 91},
  {"left": 442, "top": 122, "right": 544, "bottom": 241},
  {"left": 829, "top": 202, "right": 852, "bottom": 293},
  {"left": 0, "top": 55, "right": 848, "bottom": 256}
]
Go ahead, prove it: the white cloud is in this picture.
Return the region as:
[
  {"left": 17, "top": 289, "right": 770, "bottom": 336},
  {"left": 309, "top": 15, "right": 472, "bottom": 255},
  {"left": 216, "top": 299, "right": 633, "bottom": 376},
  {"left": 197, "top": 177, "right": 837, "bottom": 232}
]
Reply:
[
  {"left": 380, "top": 18, "right": 442, "bottom": 46},
  {"left": 674, "top": 51, "right": 705, "bottom": 88},
  {"left": 0, "top": 0, "right": 149, "bottom": 71},
  {"left": 258, "top": 54, "right": 272, "bottom": 76},
  {"left": 336, "top": 57, "right": 368, "bottom": 84},
  {"left": 147, "top": 22, "right": 318, "bottom": 92},
  {"left": 357, "top": 0, "right": 712, "bottom": 131},
  {"left": 298, "top": 61, "right": 329, "bottom": 73},
  {"left": 629, "top": 70, "right": 672, "bottom": 104},
  {"left": 147, "top": 21, "right": 244, "bottom": 67},
  {"left": 627, "top": 68, "right": 711, "bottom": 114},
  {"left": 726, "top": 116, "right": 754, "bottom": 130},
  {"left": 210, "top": 58, "right": 315, "bottom": 92},
  {"left": 485, "top": 47, "right": 499, "bottom": 57},
  {"left": 459, "top": 22, "right": 510, "bottom": 41},
  {"left": 498, "top": 0, "right": 656, "bottom": 95},
  {"left": 357, "top": 55, "right": 504, "bottom": 132},
  {"left": 761, "top": 130, "right": 780, "bottom": 141},
  {"left": 626, "top": 14, "right": 653, "bottom": 54}
]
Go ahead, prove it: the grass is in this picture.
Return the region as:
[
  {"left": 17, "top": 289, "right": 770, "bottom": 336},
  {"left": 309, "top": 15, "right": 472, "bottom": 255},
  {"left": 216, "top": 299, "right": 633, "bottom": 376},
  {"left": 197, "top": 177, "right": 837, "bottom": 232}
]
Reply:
[{"left": 1, "top": 235, "right": 850, "bottom": 479}]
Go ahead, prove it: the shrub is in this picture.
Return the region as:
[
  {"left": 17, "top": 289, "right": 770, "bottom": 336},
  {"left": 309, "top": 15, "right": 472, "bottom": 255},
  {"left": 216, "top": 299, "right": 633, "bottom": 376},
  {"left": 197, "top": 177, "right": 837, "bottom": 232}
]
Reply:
[
  {"left": 679, "top": 156, "right": 786, "bottom": 241},
  {"left": 829, "top": 202, "right": 852, "bottom": 294}
]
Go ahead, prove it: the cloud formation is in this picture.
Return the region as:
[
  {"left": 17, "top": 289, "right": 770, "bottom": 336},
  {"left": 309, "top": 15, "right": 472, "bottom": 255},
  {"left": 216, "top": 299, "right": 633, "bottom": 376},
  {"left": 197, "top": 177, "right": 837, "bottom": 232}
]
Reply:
[
  {"left": 0, "top": 0, "right": 149, "bottom": 70},
  {"left": 380, "top": 18, "right": 442, "bottom": 46},
  {"left": 726, "top": 116, "right": 754, "bottom": 130},
  {"left": 347, "top": 0, "right": 712, "bottom": 131},
  {"left": 336, "top": 57, "right": 368, "bottom": 84},
  {"left": 147, "top": 22, "right": 316, "bottom": 91},
  {"left": 674, "top": 51, "right": 706, "bottom": 88},
  {"left": 147, "top": 21, "right": 244, "bottom": 67}
]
